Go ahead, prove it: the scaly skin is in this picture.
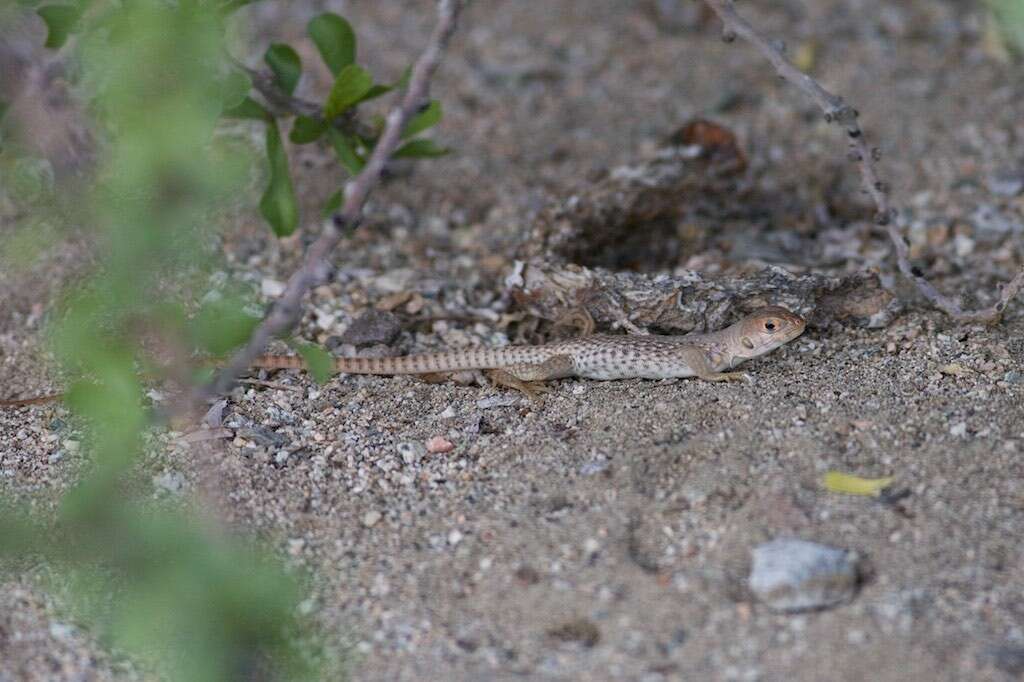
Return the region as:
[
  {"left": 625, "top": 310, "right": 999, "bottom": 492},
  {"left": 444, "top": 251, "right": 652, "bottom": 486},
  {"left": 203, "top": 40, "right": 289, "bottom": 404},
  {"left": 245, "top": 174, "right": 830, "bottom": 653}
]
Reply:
[
  {"left": 253, "top": 306, "right": 806, "bottom": 391},
  {"left": 0, "top": 307, "right": 805, "bottom": 406}
]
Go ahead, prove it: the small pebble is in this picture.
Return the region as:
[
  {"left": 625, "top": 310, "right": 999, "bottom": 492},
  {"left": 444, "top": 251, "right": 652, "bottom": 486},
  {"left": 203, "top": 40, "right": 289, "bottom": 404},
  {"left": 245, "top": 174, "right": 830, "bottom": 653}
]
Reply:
[
  {"left": 988, "top": 172, "right": 1024, "bottom": 197},
  {"left": 340, "top": 310, "right": 402, "bottom": 347},
  {"left": 426, "top": 436, "right": 455, "bottom": 454},
  {"left": 261, "top": 278, "right": 286, "bottom": 298},
  {"left": 1003, "top": 370, "right": 1022, "bottom": 384},
  {"left": 152, "top": 471, "right": 186, "bottom": 495},
  {"left": 397, "top": 441, "right": 426, "bottom": 465},
  {"left": 749, "top": 537, "right": 860, "bottom": 613},
  {"left": 362, "top": 510, "right": 382, "bottom": 528},
  {"left": 448, "top": 529, "right": 464, "bottom": 546},
  {"left": 949, "top": 422, "right": 968, "bottom": 438}
]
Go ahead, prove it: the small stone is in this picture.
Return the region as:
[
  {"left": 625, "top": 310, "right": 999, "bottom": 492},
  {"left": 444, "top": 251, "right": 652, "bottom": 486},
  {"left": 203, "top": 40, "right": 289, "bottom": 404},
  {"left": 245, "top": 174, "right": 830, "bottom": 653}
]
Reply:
[
  {"left": 547, "top": 619, "right": 601, "bottom": 648},
  {"left": 47, "top": 451, "right": 64, "bottom": 464},
  {"left": 439, "top": 406, "right": 457, "bottom": 419},
  {"left": 152, "top": 471, "right": 186, "bottom": 494},
  {"left": 983, "top": 645, "right": 1024, "bottom": 676},
  {"left": 397, "top": 441, "right": 426, "bottom": 465},
  {"left": 949, "top": 422, "right": 968, "bottom": 438},
  {"left": 340, "top": 310, "right": 402, "bottom": 347},
  {"left": 448, "top": 529, "right": 464, "bottom": 546},
  {"left": 261, "top": 278, "right": 286, "bottom": 298},
  {"left": 362, "top": 510, "right": 382, "bottom": 527},
  {"left": 953, "top": 234, "right": 975, "bottom": 257},
  {"left": 476, "top": 396, "right": 519, "bottom": 409},
  {"left": 1003, "top": 370, "right": 1022, "bottom": 384},
  {"left": 579, "top": 458, "right": 609, "bottom": 476},
  {"left": 49, "top": 622, "right": 74, "bottom": 641},
  {"left": 749, "top": 538, "right": 860, "bottom": 613},
  {"left": 287, "top": 538, "right": 305, "bottom": 556},
  {"left": 274, "top": 450, "right": 291, "bottom": 467},
  {"left": 426, "top": 436, "right": 455, "bottom": 454},
  {"left": 987, "top": 172, "right": 1024, "bottom": 197},
  {"left": 63, "top": 439, "right": 80, "bottom": 453}
]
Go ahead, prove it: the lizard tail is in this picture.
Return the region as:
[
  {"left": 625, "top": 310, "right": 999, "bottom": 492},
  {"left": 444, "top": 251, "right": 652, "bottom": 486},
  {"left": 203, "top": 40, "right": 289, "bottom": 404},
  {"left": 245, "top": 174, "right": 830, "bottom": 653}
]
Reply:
[{"left": 253, "top": 346, "right": 551, "bottom": 376}]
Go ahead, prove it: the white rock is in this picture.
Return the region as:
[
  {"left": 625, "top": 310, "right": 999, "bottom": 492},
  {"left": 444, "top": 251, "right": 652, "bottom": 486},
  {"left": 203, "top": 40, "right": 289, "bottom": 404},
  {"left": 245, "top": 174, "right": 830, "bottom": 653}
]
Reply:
[
  {"left": 749, "top": 538, "right": 859, "bottom": 613},
  {"left": 261, "top": 278, "right": 286, "bottom": 298}
]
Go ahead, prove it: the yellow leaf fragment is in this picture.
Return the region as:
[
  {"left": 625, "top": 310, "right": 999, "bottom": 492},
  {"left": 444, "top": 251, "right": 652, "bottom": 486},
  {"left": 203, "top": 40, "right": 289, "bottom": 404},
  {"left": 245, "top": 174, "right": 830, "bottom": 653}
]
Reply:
[
  {"left": 793, "top": 41, "right": 817, "bottom": 72},
  {"left": 822, "top": 471, "right": 894, "bottom": 497}
]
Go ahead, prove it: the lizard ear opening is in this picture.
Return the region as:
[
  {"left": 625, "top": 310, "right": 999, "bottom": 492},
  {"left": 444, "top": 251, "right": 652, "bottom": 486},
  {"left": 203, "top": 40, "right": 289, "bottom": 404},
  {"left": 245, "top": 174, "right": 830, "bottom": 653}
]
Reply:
[{"left": 741, "top": 336, "right": 755, "bottom": 350}]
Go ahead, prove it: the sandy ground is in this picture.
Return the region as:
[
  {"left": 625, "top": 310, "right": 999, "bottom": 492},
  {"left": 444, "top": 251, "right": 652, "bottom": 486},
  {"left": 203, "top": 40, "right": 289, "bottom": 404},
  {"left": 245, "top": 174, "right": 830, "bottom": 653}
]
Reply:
[{"left": 2, "top": 1, "right": 1024, "bottom": 680}]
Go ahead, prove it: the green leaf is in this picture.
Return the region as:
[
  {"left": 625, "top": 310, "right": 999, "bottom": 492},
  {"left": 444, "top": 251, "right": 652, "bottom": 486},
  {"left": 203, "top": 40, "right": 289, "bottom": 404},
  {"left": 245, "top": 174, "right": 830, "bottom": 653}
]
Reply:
[
  {"left": 217, "top": 0, "right": 261, "bottom": 15},
  {"left": 289, "top": 115, "right": 327, "bottom": 144},
  {"left": 402, "top": 100, "right": 442, "bottom": 139},
  {"left": 219, "top": 70, "right": 252, "bottom": 112},
  {"left": 191, "top": 300, "right": 262, "bottom": 357},
  {"left": 264, "top": 43, "right": 301, "bottom": 96},
  {"left": 326, "top": 128, "right": 364, "bottom": 174},
  {"left": 323, "top": 64, "right": 373, "bottom": 120},
  {"left": 393, "top": 138, "right": 449, "bottom": 159},
  {"left": 307, "top": 13, "right": 356, "bottom": 77},
  {"left": 356, "top": 83, "right": 393, "bottom": 104},
  {"left": 38, "top": 4, "right": 81, "bottom": 49},
  {"left": 222, "top": 96, "right": 270, "bottom": 121},
  {"left": 293, "top": 342, "right": 334, "bottom": 384},
  {"left": 260, "top": 122, "right": 299, "bottom": 236},
  {"left": 321, "top": 188, "right": 343, "bottom": 217}
]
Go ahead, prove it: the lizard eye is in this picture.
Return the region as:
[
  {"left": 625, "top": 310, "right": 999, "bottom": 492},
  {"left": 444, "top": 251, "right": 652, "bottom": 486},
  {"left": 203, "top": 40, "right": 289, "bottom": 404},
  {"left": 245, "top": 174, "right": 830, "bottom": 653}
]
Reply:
[{"left": 764, "top": 321, "right": 776, "bottom": 331}]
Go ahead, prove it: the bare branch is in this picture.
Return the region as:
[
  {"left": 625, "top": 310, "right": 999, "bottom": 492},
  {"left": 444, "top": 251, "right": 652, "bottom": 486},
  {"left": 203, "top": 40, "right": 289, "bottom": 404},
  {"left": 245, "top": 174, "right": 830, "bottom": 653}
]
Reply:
[
  {"left": 202, "top": 0, "right": 464, "bottom": 401},
  {"left": 702, "top": 0, "right": 1024, "bottom": 324}
]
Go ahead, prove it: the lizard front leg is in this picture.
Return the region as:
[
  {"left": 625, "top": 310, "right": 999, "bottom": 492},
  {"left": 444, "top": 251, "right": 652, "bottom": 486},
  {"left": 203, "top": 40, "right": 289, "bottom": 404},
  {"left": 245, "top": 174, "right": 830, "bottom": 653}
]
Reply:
[
  {"left": 486, "top": 354, "right": 575, "bottom": 400},
  {"left": 680, "top": 348, "right": 751, "bottom": 383}
]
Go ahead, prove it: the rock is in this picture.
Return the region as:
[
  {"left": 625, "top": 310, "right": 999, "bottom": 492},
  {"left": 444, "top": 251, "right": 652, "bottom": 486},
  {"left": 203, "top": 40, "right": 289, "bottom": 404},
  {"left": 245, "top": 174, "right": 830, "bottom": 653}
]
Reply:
[
  {"left": 982, "top": 644, "right": 1024, "bottom": 676},
  {"left": 340, "top": 310, "right": 402, "bottom": 347},
  {"left": 397, "top": 441, "right": 426, "bottom": 465},
  {"left": 261, "top": 278, "right": 285, "bottom": 298},
  {"left": 579, "top": 458, "right": 609, "bottom": 476},
  {"left": 362, "top": 510, "right": 382, "bottom": 528},
  {"left": 152, "top": 471, "right": 186, "bottom": 495},
  {"left": 749, "top": 538, "right": 859, "bottom": 613},
  {"left": 426, "top": 436, "right": 455, "bottom": 454},
  {"left": 987, "top": 171, "right": 1024, "bottom": 197},
  {"left": 1003, "top": 370, "right": 1022, "bottom": 384}
]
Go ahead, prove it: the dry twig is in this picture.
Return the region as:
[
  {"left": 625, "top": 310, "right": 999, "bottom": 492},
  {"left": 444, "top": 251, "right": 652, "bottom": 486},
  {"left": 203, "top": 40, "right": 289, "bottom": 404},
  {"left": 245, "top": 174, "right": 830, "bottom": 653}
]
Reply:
[
  {"left": 702, "top": 0, "right": 1024, "bottom": 323},
  {"left": 202, "top": 0, "right": 464, "bottom": 401}
]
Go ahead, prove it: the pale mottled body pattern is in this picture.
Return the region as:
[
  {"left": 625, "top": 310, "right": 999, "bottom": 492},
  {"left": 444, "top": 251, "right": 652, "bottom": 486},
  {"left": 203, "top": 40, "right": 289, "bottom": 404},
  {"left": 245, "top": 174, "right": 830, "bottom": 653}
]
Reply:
[{"left": 254, "top": 307, "right": 807, "bottom": 394}]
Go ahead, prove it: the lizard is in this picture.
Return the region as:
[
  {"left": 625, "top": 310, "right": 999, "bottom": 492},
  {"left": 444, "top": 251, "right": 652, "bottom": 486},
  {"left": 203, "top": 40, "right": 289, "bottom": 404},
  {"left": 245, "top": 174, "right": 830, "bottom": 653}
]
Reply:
[
  {"left": 249, "top": 305, "right": 806, "bottom": 397},
  {"left": 0, "top": 306, "right": 805, "bottom": 405}
]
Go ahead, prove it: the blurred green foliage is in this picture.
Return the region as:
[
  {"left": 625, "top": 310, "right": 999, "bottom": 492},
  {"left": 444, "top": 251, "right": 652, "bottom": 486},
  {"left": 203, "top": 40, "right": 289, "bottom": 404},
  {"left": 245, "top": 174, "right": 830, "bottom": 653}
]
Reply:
[
  {"left": 0, "top": 0, "right": 408, "bottom": 678},
  {"left": 988, "top": 0, "right": 1024, "bottom": 57}
]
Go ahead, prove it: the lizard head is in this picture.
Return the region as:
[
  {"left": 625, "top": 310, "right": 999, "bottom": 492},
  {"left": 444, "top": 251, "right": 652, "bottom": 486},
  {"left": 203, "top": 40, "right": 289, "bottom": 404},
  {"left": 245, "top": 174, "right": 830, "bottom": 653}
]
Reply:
[{"left": 731, "top": 306, "right": 806, "bottom": 359}]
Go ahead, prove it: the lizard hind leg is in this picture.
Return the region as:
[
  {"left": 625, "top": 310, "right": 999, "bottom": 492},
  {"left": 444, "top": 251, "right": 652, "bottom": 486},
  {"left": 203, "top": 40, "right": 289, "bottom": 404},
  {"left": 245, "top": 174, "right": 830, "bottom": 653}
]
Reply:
[{"left": 485, "top": 354, "right": 575, "bottom": 401}]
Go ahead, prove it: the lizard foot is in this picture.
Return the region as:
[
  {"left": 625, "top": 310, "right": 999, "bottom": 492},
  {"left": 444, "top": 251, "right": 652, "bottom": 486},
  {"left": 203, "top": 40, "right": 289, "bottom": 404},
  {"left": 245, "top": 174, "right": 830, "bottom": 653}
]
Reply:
[
  {"left": 486, "top": 369, "right": 550, "bottom": 402},
  {"left": 699, "top": 371, "right": 753, "bottom": 383}
]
